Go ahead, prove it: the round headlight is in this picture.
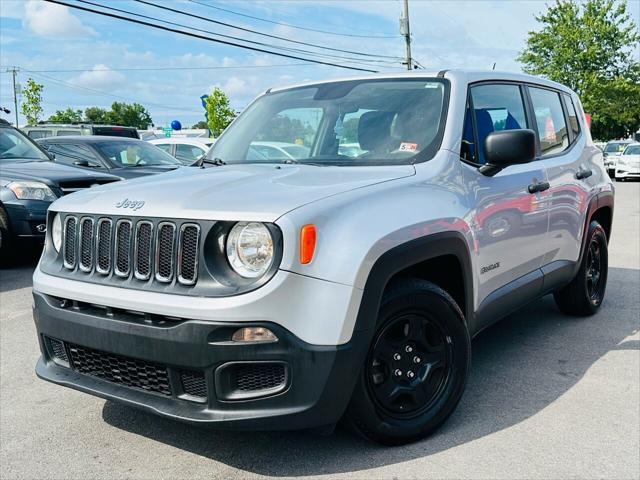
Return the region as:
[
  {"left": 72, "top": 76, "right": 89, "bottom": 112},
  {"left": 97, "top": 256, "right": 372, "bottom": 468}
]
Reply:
[
  {"left": 51, "top": 213, "right": 62, "bottom": 253},
  {"left": 226, "top": 222, "right": 274, "bottom": 278}
]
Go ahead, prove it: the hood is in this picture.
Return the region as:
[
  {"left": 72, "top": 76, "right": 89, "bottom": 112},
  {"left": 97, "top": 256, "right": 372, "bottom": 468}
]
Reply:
[
  {"left": 50, "top": 163, "right": 415, "bottom": 221},
  {"left": 0, "top": 160, "right": 119, "bottom": 185}
]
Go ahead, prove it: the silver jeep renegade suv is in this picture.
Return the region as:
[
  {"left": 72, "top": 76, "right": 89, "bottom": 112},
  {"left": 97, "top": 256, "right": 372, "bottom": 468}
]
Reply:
[{"left": 33, "top": 71, "right": 613, "bottom": 445}]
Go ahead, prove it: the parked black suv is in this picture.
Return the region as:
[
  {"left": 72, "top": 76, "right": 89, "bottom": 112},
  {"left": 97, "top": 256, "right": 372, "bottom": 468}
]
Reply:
[{"left": 0, "top": 120, "right": 120, "bottom": 261}]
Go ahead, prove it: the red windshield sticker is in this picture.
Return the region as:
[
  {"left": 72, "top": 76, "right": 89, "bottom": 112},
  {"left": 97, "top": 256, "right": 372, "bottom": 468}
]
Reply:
[{"left": 399, "top": 142, "right": 418, "bottom": 152}]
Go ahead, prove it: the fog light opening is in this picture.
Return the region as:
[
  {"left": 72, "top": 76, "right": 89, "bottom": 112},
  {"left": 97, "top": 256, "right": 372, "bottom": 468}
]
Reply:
[{"left": 232, "top": 327, "right": 278, "bottom": 343}]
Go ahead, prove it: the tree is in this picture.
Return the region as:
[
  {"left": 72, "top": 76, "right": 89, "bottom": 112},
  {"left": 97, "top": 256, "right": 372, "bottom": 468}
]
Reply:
[
  {"left": 20, "top": 78, "right": 44, "bottom": 125},
  {"left": 192, "top": 120, "right": 209, "bottom": 129},
  {"left": 84, "top": 106, "right": 108, "bottom": 124},
  {"left": 48, "top": 107, "right": 83, "bottom": 123},
  {"left": 104, "top": 102, "right": 153, "bottom": 129},
  {"left": 518, "top": 0, "right": 640, "bottom": 140},
  {"left": 204, "top": 87, "right": 235, "bottom": 137}
]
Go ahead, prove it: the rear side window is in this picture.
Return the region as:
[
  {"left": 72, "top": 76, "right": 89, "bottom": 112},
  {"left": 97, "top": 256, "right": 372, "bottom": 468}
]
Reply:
[
  {"left": 27, "top": 130, "right": 52, "bottom": 139},
  {"left": 529, "top": 87, "right": 569, "bottom": 157},
  {"left": 463, "top": 83, "right": 528, "bottom": 164},
  {"left": 563, "top": 94, "right": 581, "bottom": 139}
]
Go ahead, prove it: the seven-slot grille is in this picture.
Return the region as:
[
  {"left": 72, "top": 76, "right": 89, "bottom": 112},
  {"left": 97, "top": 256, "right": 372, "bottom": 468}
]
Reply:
[{"left": 61, "top": 215, "right": 200, "bottom": 286}]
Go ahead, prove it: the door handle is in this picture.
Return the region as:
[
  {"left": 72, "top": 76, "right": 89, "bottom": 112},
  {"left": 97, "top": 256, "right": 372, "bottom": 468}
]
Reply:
[
  {"left": 528, "top": 181, "right": 550, "bottom": 194},
  {"left": 576, "top": 168, "right": 593, "bottom": 180}
]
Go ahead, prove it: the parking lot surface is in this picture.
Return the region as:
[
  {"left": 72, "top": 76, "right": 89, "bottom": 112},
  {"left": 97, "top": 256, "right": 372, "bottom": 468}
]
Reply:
[{"left": 1, "top": 183, "right": 638, "bottom": 480}]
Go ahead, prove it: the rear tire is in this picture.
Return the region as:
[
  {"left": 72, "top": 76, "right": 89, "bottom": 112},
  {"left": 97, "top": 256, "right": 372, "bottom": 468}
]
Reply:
[
  {"left": 553, "top": 221, "right": 608, "bottom": 316},
  {"left": 344, "top": 279, "right": 470, "bottom": 445}
]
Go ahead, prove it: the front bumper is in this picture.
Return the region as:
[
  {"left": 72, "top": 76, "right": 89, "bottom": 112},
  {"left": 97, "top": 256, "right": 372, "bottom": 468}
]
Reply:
[
  {"left": 2, "top": 199, "right": 49, "bottom": 238},
  {"left": 615, "top": 165, "right": 640, "bottom": 179},
  {"left": 33, "top": 291, "right": 370, "bottom": 430}
]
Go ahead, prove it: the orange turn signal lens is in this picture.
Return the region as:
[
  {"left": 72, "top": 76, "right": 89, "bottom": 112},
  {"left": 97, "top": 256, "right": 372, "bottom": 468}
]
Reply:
[{"left": 300, "top": 224, "right": 316, "bottom": 264}]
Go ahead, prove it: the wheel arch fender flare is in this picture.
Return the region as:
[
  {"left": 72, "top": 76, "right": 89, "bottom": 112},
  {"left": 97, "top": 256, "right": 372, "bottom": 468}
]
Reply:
[{"left": 352, "top": 231, "right": 474, "bottom": 336}]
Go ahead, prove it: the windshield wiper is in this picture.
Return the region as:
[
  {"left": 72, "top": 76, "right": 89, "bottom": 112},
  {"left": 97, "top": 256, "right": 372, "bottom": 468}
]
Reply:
[{"left": 199, "top": 157, "right": 226, "bottom": 167}]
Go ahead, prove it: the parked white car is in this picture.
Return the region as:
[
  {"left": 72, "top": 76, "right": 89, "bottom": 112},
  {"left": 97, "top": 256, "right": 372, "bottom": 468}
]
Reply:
[
  {"left": 603, "top": 140, "right": 633, "bottom": 177},
  {"left": 615, "top": 143, "right": 640, "bottom": 181},
  {"left": 148, "top": 137, "right": 213, "bottom": 165}
]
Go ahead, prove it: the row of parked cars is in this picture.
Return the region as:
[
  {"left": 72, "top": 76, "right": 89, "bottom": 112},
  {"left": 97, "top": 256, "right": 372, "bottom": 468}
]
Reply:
[
  {"left": 0, "top": 121, "right": 207, "bottom": 260},
  {"left": 0, "top": 120, "right": 332, "bottom": 260},
  {"left": 599, "top": 139, "right": 640, "bottom": 181}
]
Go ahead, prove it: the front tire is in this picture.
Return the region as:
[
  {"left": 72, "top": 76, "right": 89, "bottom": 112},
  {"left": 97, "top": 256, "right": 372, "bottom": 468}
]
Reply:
[
  {"left": 0, "top": 206, "right": 14, "bottom": 266},
  {"left": 344, "top": 279, "right": 470, "bottom": 445},
  {"left": 553, "top": 220, "right": 608, "bottom": 316}
]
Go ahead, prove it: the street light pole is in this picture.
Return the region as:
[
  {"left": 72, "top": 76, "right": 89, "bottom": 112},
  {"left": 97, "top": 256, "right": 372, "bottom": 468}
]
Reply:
[
  {"left": 9, "top": 68, "right": 20, "bottom": 126},
  {"left": 400, "top": 0, "right": 413, "bottom": 70}
]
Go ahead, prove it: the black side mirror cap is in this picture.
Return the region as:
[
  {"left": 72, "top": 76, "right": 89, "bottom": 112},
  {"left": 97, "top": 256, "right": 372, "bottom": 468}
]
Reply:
[{"left": 479, "top": 129, "right": 537, "bottom": 176}]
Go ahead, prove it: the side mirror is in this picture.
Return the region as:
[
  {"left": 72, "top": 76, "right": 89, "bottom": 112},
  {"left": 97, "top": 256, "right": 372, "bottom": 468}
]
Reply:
[
  {"left": 479, "top": 129, "right": 537, "bottom": 176},
  {"left": 74, "top": 159, "right": 90, "bottom": 167}
]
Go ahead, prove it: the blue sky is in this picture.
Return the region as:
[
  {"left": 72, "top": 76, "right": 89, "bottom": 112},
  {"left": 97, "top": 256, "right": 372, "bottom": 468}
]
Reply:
[{"left": 1, "top": 0, "right": 638, "bottom": 127}]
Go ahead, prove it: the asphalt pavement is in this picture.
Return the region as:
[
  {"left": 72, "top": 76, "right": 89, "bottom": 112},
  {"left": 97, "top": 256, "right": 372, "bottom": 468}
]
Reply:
[{"left": 1, "top": 183, "right": 638, "bottom": 480}]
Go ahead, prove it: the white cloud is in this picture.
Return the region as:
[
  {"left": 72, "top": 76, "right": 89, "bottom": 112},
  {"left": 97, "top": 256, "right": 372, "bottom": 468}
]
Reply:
[
  {"left": 23, "top": 0, "right": 96, "bottom": 38},
  {"left": 70, "top": 65, "right": 126, "bottom": 90}
]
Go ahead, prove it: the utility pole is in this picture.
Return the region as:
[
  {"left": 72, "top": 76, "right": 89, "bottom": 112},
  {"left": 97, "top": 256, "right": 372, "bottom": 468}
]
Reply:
[
  {"left": 400, "top": 0, "right": 413, "bottom": 70},
  {"left": 8, "top": 67, "right": 19, "bottom": 126}
]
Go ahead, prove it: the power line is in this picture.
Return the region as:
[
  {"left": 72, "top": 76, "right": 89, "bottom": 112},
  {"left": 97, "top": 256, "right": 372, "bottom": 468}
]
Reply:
[
  {"left": 188, "top": 0, "right": 400, "bottom": 39},
  {"left": 8, "top": 63, "right": 309, "bottom": 73},
  {"left": 24, "top": 70, "right": 203, "bottom": 113},
  {"left": 44, "top": 0, "right": 378, "bottom": 73},
  {"left": 134, "top": 0, "right": 401, "bottom": 60},
  {"left": 75, "top": 0, "right": 398, "bottom": 68}
]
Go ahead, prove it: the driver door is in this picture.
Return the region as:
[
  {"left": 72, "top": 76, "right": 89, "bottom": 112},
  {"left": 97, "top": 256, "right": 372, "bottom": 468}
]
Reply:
[{"left": 460, "top": 82, "right": 550, "bottom": 318}]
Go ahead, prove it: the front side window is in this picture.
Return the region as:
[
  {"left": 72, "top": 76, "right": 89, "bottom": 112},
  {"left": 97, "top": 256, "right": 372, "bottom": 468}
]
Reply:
[
  {"left": 93, "top": 140, "right": 181, "bottom": 167},
  {"left": 154, "top": 143, "right": 172, "bottom": 154},
  {"left": 0, "top": 127, "right": 50, "bottom": 162},
  {"left": 466, "top": 83, "right": 528, "bottom": 164},
  {"left": 529, "top": 87, "right": 569, "bottom": 157},
  {"left": 46, "top": 143, "right": 102, "bottom": 167},
  {"left": 206, "top": 79, "right": 448, "bottom": 166}
]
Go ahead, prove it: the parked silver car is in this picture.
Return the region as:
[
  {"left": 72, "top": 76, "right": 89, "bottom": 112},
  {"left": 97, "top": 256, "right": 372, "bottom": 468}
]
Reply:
[{"left": 32, "top": 71, "right": 613, "bottom": 445}]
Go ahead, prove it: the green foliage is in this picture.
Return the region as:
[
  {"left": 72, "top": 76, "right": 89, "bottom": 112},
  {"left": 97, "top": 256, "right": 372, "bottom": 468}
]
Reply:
[
  {"left": 192, "top": 120, "right": 209, "bottom": 129},
  {"left": 204, "top": 87, "right": 235, "bottom": 137},
  {"left": 256, "top": 115, "right": 315, "bottom": 145},
  {"left": 341, "top": 118, "right": 360, "bottom": 143},
  {"left": 518, "top": 0, "right": 640, "bottom": 140},
  {"left": 84, "top": 106, "right": 108, "bottom": 124},
  {"left": 20, "top": 78, "right": 44, "bottom": 125},
  {"left": 48, "top": 107, "right": 83, "bottom": 123},
  {"left": 104, "top": 102, "right": 153, "bottom": 130}
]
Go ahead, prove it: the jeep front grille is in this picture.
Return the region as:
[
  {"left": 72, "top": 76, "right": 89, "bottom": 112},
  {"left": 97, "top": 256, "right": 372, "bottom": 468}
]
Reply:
[
  {"left": 63, "top": 216, "right": 77, "bottom": 269},
  {"left": 61, "top": 215, "right": 200, "bottom": 287}
]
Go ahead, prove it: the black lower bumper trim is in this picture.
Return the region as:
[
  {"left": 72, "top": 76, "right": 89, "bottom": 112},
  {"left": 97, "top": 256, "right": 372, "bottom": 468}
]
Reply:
[{"left": 33, "top": 291, "right": 370, "bottom": 430}]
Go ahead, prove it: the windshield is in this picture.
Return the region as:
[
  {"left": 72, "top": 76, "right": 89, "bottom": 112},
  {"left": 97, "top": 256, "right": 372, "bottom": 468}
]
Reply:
[
  {"left": 94, "top": 140, "right": 182, "bottom": 167},
  {"left": 0, "top": 127, "right": 50, "bottom": 161},
  {"left": 623, "top": 145, "right": 640, "bottom": 155},
  {"left": 206, "top": 78, "right": 448, "bottom": 166},
  {"left": 604, "top": 142, "right": 628, "bottom": 153}
]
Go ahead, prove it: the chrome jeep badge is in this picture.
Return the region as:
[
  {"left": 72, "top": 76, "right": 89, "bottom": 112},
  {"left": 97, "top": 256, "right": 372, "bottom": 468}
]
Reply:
[{"left": 115, "top": 198, "right": 145, "bottom": 211}]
